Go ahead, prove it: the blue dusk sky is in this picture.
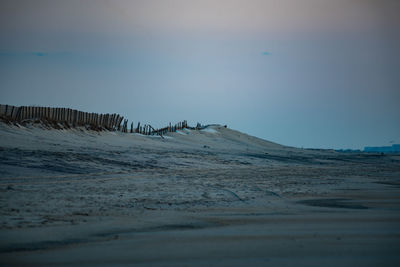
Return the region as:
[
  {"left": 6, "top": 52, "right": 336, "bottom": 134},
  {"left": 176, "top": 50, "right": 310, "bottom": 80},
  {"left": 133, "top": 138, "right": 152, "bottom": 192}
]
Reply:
[{"left": 0, "top": 0, "right": 399, "bottom": 149}]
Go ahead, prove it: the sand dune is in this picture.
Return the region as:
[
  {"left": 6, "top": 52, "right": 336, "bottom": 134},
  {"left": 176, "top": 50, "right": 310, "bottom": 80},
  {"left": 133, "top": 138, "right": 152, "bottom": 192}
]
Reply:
[{"left": 1, "top": 123, "right": 400, "bottom": 266}]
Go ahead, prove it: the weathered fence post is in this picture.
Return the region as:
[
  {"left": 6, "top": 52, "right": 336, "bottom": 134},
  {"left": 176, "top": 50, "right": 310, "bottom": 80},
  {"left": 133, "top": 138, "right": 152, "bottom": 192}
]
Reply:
[{"left": 136, "top": 122, "right": 140, "bottom": 133}]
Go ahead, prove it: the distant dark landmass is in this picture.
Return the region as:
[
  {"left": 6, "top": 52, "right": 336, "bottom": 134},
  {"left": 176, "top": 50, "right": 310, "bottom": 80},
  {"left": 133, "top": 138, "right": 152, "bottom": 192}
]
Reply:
[
  {"left": 335, "top": 144, "right": 400, "bottom": 154},
  {"left": 364, "top": 144, "right": 400, "bottom": 153}
]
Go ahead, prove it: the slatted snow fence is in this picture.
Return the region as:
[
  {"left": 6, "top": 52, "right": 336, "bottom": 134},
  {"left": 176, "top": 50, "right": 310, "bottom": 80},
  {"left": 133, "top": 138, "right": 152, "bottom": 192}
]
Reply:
[{"left": 0, "top": 104, "right": 123, "bottom": 130}]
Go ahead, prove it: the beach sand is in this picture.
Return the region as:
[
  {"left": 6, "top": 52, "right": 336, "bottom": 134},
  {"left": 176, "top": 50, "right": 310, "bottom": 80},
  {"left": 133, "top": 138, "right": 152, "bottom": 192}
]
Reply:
[{"left": 1, "top": 123, "right": 399, "bottom": 266}]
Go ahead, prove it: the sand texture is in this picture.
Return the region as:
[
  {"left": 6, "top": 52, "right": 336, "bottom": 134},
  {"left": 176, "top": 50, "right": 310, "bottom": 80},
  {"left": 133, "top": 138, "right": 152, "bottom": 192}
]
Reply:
[{"left": 1, "top": 123, "right": 400, "bottom": 266}]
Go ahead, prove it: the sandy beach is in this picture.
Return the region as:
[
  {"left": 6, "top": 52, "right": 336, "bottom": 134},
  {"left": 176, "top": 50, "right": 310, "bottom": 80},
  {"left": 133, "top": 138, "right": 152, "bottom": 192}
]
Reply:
[{"left": 1, "top": 123, "right": 400, "bottom": 266}]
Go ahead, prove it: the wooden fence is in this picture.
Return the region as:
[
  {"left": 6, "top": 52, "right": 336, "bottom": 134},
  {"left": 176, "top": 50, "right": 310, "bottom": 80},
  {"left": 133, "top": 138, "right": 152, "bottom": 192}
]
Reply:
[
  {"left": 1, "top": 104, "right": 196, "bottom": 136},
  {"left": 0, "top": 104, "right": 123, "bottom": 130},
  {"left": 123, "top": 120, "right": 188, "bottom": 138}
]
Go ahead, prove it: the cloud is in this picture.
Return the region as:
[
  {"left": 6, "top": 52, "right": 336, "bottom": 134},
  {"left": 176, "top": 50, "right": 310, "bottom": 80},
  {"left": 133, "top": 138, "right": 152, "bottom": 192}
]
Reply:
[
  {"left": 33, "top": 52, "right": 48, "bottom": 56},
  {"left": 0, "top": 51, "right": 49, "bottom": 57}
]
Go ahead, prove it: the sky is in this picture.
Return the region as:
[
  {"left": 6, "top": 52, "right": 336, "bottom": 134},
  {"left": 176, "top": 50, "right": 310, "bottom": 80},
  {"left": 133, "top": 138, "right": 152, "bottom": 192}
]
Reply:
[{"left": 0, "top": 0, "right": 399, "bottom": 149}]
